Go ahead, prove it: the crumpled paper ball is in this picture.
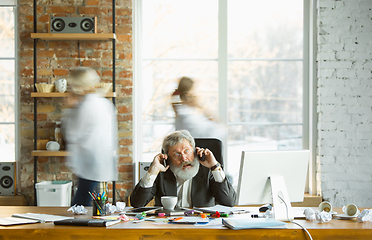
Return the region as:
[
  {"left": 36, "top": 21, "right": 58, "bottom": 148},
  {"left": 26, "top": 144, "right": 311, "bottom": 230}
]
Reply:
[
  {"left": 104, "top": 202, "right": 126, "bottom": 214},
  {"left": 303, "top": 208, "right": 316, "bottom": 221},
  {"left": 106, "top": 203, "right": 118, "bottom": 214},
  {"left": 315, "top": 210, "right": 332, "bottom": 223},
  {"left": 303, "top": 208, "right": 332, "bottom": 223},
  {"left": 357, "top": 209, "right": 372, "bottom": 222},
  {"left": 67, "top": 205, "right": 88, "bottom": 215},
  {"left": 116, "top": 202, "right": 126, "bottom": 212},
  {"left": 264, "top": 209, "right": 274, "bottom": 218}
]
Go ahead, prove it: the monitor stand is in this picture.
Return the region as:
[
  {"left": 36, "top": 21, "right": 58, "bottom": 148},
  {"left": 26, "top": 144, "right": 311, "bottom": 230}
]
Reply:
[{"left": 269, "top": 175, "right": 294, "bottom": 221}]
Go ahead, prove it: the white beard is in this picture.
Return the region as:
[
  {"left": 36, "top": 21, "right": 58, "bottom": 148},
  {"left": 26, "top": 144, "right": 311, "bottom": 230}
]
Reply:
[{"left": 169, "top": 158, "right": 200, "bottom": 181}]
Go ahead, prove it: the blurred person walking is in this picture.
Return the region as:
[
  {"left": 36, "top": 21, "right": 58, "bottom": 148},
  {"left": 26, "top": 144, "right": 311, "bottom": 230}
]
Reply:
[
  {"left": 62, "top": 67, "right": 118, "bottom": 206},
  {"left": 172, "top": 77, "right": 227, "bottom": 143}
]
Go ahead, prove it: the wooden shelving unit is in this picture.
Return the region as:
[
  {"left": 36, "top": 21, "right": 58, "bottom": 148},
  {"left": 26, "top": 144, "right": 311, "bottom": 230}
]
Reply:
[
  {"left": 31, "top": 150, "right": 69, "bottom": 157},
  {"left": 32, "top": 0, "right": 117, "bottom": 205},
  {"left": 31, "top": 92, "right": 115, "bottom": 98},
  {"left": 31, "top": 33, "right": 116, "bottom": 41}
]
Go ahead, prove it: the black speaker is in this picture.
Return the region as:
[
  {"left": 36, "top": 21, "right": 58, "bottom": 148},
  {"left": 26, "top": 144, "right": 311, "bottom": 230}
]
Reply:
[
  {"left": 50, "top": 17, "right": 97, "bottom": 33},
  {"left": 0, "top": 162, "right": 15, "bottom": 195}
]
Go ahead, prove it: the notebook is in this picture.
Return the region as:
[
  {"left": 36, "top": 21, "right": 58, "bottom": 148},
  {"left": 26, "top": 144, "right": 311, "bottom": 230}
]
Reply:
[{"left": 54, "top": 218, "right": 120, "bottom": 227}]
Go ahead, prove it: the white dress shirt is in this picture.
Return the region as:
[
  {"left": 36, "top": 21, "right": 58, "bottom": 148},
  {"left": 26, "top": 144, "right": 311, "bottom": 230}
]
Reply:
[
  {"left": 62, "top": 93, "right": 118, "bottom": 181},
  {"left": 140, "top": 167, "right": 225, "bottom": 207}
]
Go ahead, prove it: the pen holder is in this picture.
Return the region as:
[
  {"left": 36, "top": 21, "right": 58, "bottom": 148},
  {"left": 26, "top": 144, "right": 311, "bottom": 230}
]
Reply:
[{"left": 92, "top": 199, "right": 106, "bottom": 216}]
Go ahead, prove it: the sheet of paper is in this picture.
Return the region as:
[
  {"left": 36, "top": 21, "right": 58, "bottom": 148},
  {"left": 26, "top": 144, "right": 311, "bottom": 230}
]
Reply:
[
  {"left": 12, "top": 213, "right": 73, "bottom": 222},
  {"left": 0, "top": 217, "right": 40, "bottom": 226},
  {"left": 222, "top": 218, "right": 287, "bottom": 230}
]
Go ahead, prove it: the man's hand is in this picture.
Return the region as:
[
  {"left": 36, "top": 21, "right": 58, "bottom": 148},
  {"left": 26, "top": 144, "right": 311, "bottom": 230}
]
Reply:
[
  {"left": 148, "top": 153, "right": 169, "bottom": 176},
  {"left": 195, "top": 147, "right": 218, "bottom": 169}
]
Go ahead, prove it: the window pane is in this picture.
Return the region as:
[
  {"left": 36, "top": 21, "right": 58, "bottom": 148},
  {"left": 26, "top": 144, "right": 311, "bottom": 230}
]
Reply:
[
  {"left": 227, "top": 60, "right": 303, "bottom": 183},
  {"left": 0, "top": 7, "right": 15, "bottom": 58},
  {"left": 228, "top": 0, "right": 303, "bottom": 59},
  {"left": 142, "top": 0, "right": 218, "bottom": 59},
  {"left": 0, "top": 124, "right": 15, "bottom": 161},
  {"left": 142, "top": 123, "right": 175, "bottom": 162},
  {"left": 0, "top": 60, "right": 15, "bottom": 122},
  {"left": 228, "top": 61, "right": 303, "bottom": 123}
]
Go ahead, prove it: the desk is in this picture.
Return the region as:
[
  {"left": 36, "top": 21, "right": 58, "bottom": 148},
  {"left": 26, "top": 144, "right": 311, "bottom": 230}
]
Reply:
[{"left": 0, "top": 206, "right": 371, "bottom": 240}]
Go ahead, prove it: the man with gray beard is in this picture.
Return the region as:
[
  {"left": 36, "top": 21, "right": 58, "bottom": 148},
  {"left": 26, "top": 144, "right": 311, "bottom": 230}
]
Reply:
[{"left": 130, "top": 130, "right": 236, "bottom": 208}]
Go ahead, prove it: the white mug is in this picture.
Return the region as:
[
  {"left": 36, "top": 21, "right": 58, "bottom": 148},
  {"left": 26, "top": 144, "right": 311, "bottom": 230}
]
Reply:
[
  {"left": 319, "top": 201, "right": 332, "bottom": 213},
  {"left": 161, "top": 196, "right": 177, "bottom": 210},
  {"left": 342, "top": 203, "right": 360, "bottom": 216},
  {"left": 54, "top": 78, "right": 67, "bottom": 93},
  {"left": 46, "top": 141, "right": 60, "bottom": 151}
]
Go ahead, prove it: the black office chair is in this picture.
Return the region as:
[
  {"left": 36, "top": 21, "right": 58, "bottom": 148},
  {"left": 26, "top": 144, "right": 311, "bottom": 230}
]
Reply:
[{"left": 194, "top": 138, "right": 224, "bottom": 169}]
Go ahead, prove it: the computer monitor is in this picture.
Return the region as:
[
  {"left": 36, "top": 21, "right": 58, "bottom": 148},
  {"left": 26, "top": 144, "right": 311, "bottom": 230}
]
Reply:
[{"left": 236, "top": 150, "right": 310, "bottom": 221}]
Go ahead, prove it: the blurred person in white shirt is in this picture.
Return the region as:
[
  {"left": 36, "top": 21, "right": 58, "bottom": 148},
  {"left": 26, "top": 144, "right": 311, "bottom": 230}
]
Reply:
[{"left": 62, "top": 67, "right": 118, "bottom": 206}]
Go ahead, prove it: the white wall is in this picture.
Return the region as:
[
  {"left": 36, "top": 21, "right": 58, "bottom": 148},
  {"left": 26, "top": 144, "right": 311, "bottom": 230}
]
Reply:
[{"left": 317, "top": 0, "right": 372, "bottom": 207}]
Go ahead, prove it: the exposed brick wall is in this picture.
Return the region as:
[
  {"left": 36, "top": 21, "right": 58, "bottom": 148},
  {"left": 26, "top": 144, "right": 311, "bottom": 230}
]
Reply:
[
  {"left": 317, "top": 0, "right": 372, "bottom": 207},
  {"left": 18, "top": 0, "right": 133, "bottom": 205}
]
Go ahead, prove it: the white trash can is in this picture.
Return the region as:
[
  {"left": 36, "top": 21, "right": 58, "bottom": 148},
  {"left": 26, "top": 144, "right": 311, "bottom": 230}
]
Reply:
[{"left": 35, "top": 181, "right": 72, "bottom": 206}]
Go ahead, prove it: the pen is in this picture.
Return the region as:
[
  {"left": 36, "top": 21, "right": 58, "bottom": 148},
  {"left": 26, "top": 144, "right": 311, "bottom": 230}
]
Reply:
[{"left": 88, "top": 191, "right": 104, "bottom": 214}]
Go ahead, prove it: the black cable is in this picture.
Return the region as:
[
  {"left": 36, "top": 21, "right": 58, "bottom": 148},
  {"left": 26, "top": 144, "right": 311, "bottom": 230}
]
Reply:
[
  {"left": 116, "top": 189, "right": 124, "bottom": 202},
  {"left": 78, "top": 40, "right": 81, "bottom": 66},
  {"left": 277, "top": 194, "right": 313, "bottom": 240},
  {"left": 16, "top": 191, "right": 30, "bottom": 206}
]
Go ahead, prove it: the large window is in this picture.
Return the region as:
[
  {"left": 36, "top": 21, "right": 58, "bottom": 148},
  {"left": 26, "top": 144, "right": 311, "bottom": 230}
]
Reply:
[
  {"left": 134, "top": 0, "right": 309, "bottom": 187},
  {"left": 0, "top": 1, "right": 16, "bottom": 162}
]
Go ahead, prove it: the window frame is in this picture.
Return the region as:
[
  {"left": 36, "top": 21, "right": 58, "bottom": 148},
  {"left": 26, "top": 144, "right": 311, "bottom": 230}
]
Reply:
[
  {"left": 133, "top": 0, "right": 318, "bottom": 194},
  {"left": 0, "top": 0, "right": 18, "bottom": 164}
]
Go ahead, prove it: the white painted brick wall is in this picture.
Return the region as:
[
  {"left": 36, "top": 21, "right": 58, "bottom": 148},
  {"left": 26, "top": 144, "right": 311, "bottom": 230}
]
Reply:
[{"left": 318, "top": 0, "right": 372, "bottom": 207}]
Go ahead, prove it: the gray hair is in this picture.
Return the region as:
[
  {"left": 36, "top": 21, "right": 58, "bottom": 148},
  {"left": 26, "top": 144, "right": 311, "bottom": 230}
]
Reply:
[
  {"left": 68, "top": 67, "right": 100, "bottom": 95},
  {"left": 162, "top": 130, "right": 195, "bottom": 154}
]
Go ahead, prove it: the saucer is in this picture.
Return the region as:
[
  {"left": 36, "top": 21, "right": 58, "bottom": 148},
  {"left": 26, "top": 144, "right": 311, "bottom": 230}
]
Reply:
[{"left": 336, "top": 214, "right": 358, "bottom": 220}]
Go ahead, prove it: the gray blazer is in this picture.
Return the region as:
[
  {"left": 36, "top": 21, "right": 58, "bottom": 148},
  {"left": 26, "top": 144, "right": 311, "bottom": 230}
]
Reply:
[{"left": 130, "top": 164, "right": 236, "bottom": 208}]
